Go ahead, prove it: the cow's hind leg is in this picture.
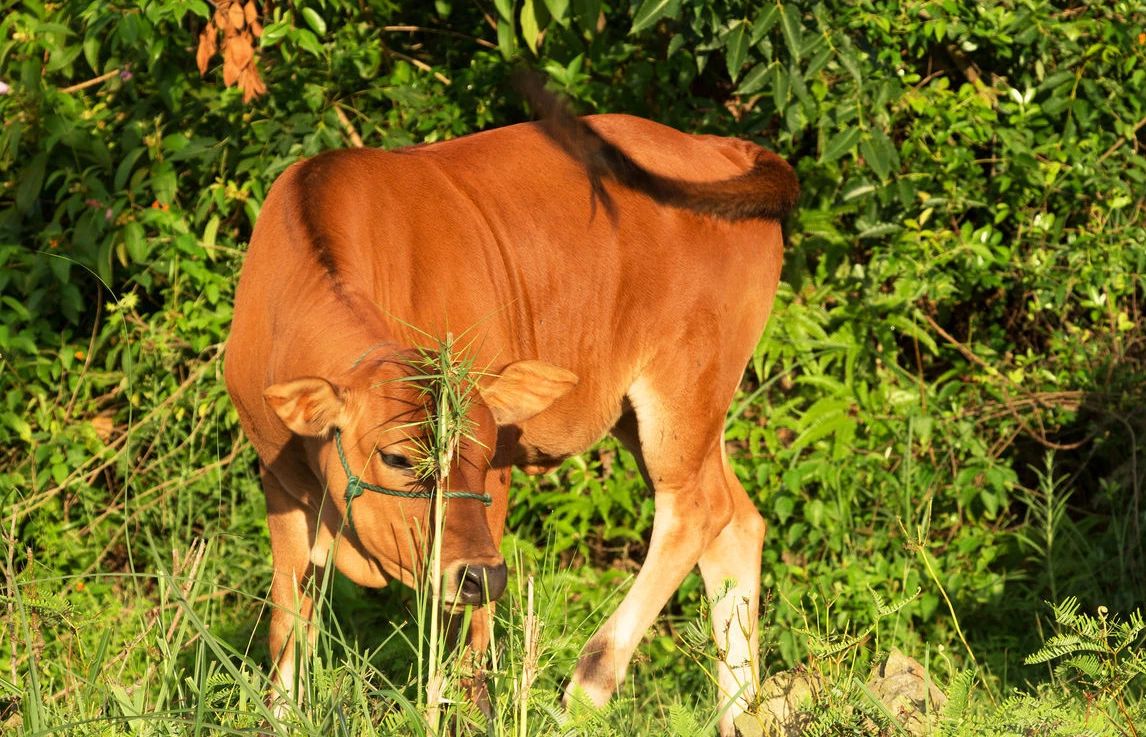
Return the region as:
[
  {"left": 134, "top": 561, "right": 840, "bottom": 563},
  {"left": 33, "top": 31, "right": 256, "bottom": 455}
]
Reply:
[
  {"left": 575, "top": 391, "right": 763, "bottom": 736},
  {"left": 698, "top": 453, "right": 765, "bottom": 736},
  {"left": 566, "top": 382, "right": 739, "bottom": 718}
]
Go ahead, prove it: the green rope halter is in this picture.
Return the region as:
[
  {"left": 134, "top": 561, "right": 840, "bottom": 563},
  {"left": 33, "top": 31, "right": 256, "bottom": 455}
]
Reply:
[{"left": 333, "top": 428, "right": 492, "bottom": 530}]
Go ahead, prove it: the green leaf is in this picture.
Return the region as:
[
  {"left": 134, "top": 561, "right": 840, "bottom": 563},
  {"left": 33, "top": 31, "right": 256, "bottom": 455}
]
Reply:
[
  {"left": 572, "top": 0, "right": 601, "bottom": 34},
  {"left": 259, "top": 20, "right": 290, "bottom": 47},
  {"left": 300, "top": 7, "right": 326, "bottom": 36},
  {"left": 496, "top": 17, "right": 516, "bottom": 59},
  {"left": 789, "top": 62, "right": 813, "bottom": 112},
  {"left": 856, "top": 222, "right": 901, "bottom": 240},
  {"left": 837, "top": 43, "right": 862, "bottom": 86},
  {"left": 806, "top": 46, "right": 832, "bottom": 78},
  {"left": 151, "top": 161, "right": 177, "bottom": 205},
  {"left": 83, "top": 33, "right": 100, "bottom": 74},
  {"left": 735, "top": 62, "right": 771, "bottom": 96},
  {"left": 887, "top": 315, "right": 938, "bottom": 354},
  {"left": 631, "top": 0, "right": 680, "bottom": 35},
  {"left": 294, "top": 28, "right": 322, "bottom": 57},
  {"left": 202, "top": 215, "right": 219, "bottom": 252},
  {"left": 779, "top": 3, "right": 803, "bottom": 61},
  {"left": 841, "top": 181, "right": 876, "bottom": 201},
  {"left": 791, "top": 399, "right": 856, "bottom": 455},
  {"left": 543, "top": 0, "right": 570, "bottom": 26},
  {"left": 521, "top": 0, "right": 541, "bottom": 54},
  {"left": 114, "top": 147, "right": 146, "bottom": 191},
  {"left": 805, "top": 498, "right": 825, "bottom": 527},
  {"left": 16, "top": 153, "right": 47, "bottom": 213},
  {"left": 774, "top": 495, "right": 795, "bottom": 524},
  {"left": 820, "top": 127, "right": 859, "bottom": 164},
  {"left": 1037, "top": 69, "right": 1075, "bottom": 92},
  {"left": 751, "top": 6, "right": 779, "bottom": 45},
  {"left": 45, "top": 43, "right": 82, "bottom": 73},
  {"left": 860, "top": 129, "right": 897, "bottom": 181},
  {"left": 7, "top": 413, "right": 32, "bottom": 443},
  {"left": 123, "top": 221, "right": 147, "bottom": 263},
  {"left": 724, "top": 20, "right": 749, "bottom": 82},
  {"left": 494, "top": 0, "right": 514, "bottom": 22},
  {"left": 772, "top": 64, "right": 789, "bottom": 109}
]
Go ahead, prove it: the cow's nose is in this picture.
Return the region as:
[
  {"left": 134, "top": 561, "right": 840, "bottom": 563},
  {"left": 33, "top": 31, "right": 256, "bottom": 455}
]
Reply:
[{"left": 456, "top": 562, "right": 508, "bottom": 604}]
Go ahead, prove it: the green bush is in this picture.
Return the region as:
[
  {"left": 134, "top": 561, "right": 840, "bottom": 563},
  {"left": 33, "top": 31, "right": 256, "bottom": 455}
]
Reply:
[{"left": 1, "top": 0, "right": 1144, "bottom": 732}]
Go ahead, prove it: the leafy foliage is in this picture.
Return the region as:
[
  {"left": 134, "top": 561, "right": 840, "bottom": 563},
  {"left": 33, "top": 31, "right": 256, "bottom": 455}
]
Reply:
[{"left": 2, "top": 0, "right": 1145, "bottom": 734}]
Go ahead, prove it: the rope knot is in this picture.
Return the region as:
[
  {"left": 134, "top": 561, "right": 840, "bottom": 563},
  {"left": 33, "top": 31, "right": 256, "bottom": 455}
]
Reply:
[{"left": 344, "top": 475, "right": 364, "bottom": 529}]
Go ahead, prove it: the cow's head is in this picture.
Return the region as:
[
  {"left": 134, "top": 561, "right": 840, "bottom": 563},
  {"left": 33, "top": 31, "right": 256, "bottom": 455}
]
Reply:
[{"left": 263, "top": 354, "right": 577, "bottom": 606}]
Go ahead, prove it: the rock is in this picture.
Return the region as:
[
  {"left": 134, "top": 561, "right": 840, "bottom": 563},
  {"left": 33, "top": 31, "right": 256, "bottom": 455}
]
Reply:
[
  {"left": 865, "top": 648, "right": 947, "bottom": 736},
  {"left": 737, "top": 668, "right": 824, "bottom": 737}
]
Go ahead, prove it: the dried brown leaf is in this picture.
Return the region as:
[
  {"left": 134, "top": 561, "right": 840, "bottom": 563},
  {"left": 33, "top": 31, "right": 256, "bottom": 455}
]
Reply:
[
  {"left": 240, "top": 65, "right": 267, "bottom": 103},
  {"left": 90, "top": 415, "right": 115, "bottom": 443},
  {"left": 196, "top": 26, "right": 217, "bottom": 76},
  {"left": 228, "top": 1, "right": 245, "bottom": 30},
  {"left": 222, "top": 45, "right": 240, "bottom": 86},
  {"left": 244, "top": 1, "right": 258, "bottom": 25},
  {"left": 250, "top": 20, "right": 263, "bottom": 38},
  {"left": 228, "top": 33, "right": 254, "bottom": 72}
]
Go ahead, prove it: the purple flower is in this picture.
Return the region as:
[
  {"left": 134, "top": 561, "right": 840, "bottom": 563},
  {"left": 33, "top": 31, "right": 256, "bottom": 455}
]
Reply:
[
  {"left": 85, "top": 198, "right": 102, "bottom": 208},
  {"left": 119, "top": 67, "right": 132, "bottom": 81},
  {"left": 0, "top": 81, "right": 10, "bottom": 95}
]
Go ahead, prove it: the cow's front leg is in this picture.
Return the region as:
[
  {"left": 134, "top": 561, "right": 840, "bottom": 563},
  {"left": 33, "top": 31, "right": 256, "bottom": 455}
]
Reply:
[
  {"left": 565, "top": 453, "right": 733, "bottom": 708},
  {"left": 262, "top": 466, "right": 320, "bottom": 714}
]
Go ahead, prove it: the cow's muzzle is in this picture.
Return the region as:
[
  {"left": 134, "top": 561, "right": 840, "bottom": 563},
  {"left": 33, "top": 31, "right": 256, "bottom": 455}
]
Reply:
[{"left": 454, "top": 562, "right": 508, "bottom": 605}]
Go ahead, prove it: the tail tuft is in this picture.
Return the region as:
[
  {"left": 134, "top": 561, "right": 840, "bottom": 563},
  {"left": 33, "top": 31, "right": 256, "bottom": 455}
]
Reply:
[{"left": 515, "top": 70, "right": 799, "bottom": 222}]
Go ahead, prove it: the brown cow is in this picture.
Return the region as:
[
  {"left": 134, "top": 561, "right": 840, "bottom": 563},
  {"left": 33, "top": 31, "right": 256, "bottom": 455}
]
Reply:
[{"left": 224, "top": 88, "right": 797, "bottom": 735}]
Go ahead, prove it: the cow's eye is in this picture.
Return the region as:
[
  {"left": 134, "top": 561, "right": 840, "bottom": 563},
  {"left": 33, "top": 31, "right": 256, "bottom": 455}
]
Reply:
[{"left": 380, "top": 452, "right": 414, "bottom": 471}]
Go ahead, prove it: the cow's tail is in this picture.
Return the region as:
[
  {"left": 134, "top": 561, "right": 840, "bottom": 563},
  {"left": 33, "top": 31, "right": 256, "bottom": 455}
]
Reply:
[{"left": 516, "top": 71, "right": 799, "bottom": 222}]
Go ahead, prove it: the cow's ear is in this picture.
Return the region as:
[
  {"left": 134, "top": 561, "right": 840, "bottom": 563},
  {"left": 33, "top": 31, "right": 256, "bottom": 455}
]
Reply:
[
  {"left": 479, "top": 360, "right": 578, "bottom": 426},
  {"left": 265, "top": 378, "right": 347, "bottom": 437}
]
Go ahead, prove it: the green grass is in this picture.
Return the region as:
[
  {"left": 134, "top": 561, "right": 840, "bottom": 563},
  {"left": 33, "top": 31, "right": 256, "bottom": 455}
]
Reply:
[
  {"left": 4, "top": 536, "right": 1142, "bottom": 736},
  {"left": 3, "top": 418, "right": 1143, "bottom": 736}
]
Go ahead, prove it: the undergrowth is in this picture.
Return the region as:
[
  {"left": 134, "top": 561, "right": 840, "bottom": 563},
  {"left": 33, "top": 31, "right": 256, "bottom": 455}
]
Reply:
[
  {"left": 2, "top": 0, "right": 1145, "bottom": 734},
  {"left": 2, "top": 527, "right": 1142, "bottom": 735}
]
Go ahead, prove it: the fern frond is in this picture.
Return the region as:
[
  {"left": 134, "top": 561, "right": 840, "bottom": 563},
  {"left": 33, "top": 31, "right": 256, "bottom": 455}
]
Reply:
[
  {"left": 1, "top": 592, "right": 75, "bottom": 627},
  {"left": 802, "top": 702, "right": 854, "bottom": 737},
  {"left": 867, "top": 586, "right": 887, "bottom": 615},
  {"left": 1125, "top": 650, "right": 1146, "bottom": 677},
  {"left": 809, "top": 625, "right": 874, "bottom": 659},
  {"left": 869, "top": 586, "right": 921, "bottom": 619},
  {"left": 1057, "top": 653, "right": 1102, "bottom": 679},
  {"left": 939, "top": 668, "right": 976, "bottom": 736},
  {"left": 1051, "top": 595, "right": 1082, "bottom": 624},
  {"left": 667, "top": 703, "right": 705, "bottom": 737},
  {"left": 202, "top": 671, "right": 239, "bottom": 707},
  {"left": 1113, "top": 610, "right": 1145, "bottom": 652},
  {"left": 1025, "top": 634, "right": 1104, "bottom": 665},
  {"left": 681, "top": 619, "right": 709, "bottom": 651}
]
